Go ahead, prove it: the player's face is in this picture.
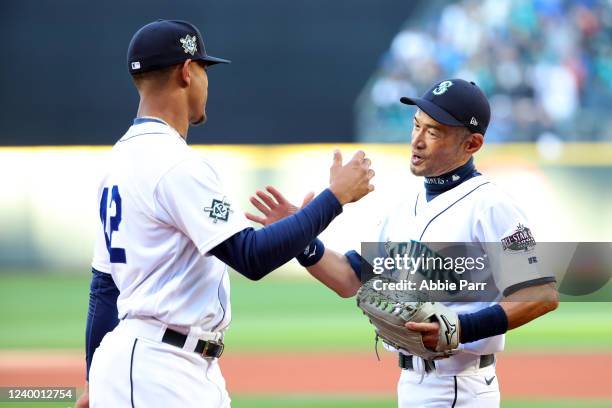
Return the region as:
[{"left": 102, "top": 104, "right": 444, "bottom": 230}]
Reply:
[
  {"left": 410, "top": 110, "right": 469, "bottom": 177},
  {"left": 188, "top": 62, "right": 209, "bottom": 126}
]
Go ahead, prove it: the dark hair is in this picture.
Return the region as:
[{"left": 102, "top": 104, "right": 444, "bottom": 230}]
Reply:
[{"left": 131, "top": 64, "right": 179, "bottom": 89}]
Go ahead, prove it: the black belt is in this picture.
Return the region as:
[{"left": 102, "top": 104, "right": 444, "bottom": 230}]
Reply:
[
  {"left": 399, "top": 353, "right": 494, "bottom": 372},
  {"left": 161, "top": 328, "right": 224, "bottom": 358}
]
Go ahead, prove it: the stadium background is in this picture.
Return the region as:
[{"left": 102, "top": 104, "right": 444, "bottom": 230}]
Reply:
[{"left": 1, "top": 0, "right": 611, "bottom": 407}]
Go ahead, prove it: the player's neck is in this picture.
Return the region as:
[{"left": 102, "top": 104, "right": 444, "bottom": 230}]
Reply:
[
  {"left": 136, "top": 98, "right": 189, "bottom": 139},
  {"left": 424, "top": 157, "right": 480, "bottom": 201}
]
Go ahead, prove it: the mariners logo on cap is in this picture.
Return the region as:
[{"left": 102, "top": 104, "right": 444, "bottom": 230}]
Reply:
[
  {"left": 432, "top": 80, "right": 453, "bottom": 96},
  {"left": 180, "top": 34, "right": 198, "bottom": 56}
]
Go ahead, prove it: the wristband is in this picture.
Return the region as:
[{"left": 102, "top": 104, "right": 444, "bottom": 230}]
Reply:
[
  {"left": 458, "top": 304, "right": 508, "bottom": 344},
  {"left": 296, "top": 238, "right": 325, "bottom": 267}
]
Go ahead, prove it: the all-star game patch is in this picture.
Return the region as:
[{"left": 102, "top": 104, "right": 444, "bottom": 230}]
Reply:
[
  {"left": 501, "top": 223, "right": 536, "bottom": 252},
  {"left": 204, "top": 197, "right": 232, "bottom": 223}
]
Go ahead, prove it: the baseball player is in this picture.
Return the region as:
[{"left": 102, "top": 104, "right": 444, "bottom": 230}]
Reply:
[
  {"left": 247, "top": 79, "right": 559, "bottom": 407},
  {"left": 76, "top": 20, "right": 375, "bottom": 408}
]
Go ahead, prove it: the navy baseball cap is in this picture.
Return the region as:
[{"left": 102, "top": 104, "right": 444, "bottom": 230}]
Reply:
[
  {"left": 400, "top": 79, "right": 491, "bottom": 135},
  {"left": 127, "top": 20, "right": 230, "bottom": 75}
]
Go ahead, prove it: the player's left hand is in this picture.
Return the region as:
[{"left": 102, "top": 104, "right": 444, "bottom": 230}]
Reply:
[
  {"left": 405, "top": 321, "right": 440, "bottom": 351},
  {"left": 245, "top": 186, "right": 314, "bottom": 226}
]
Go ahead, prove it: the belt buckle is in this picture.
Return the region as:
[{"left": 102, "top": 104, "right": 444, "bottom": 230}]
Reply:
[
  {"left": 215, "top": 341, "right": 225, "bottom": 358},
  {"left": 202, "top": 341, "right": 224, "bottom": 358}
]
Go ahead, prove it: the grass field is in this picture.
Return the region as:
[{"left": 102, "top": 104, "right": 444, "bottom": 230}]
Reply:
[
  {"left": 229, "top": 397, "right": 612, "bottom": 408},
  {"left": 0, "top": 271, "right": 611, "bottom": 351},
  {"left": 1, "top": 397, "right": 612, "bottom": 408},
  {"left": 0, "top": 270, "right": 611, "bottom": 407}
]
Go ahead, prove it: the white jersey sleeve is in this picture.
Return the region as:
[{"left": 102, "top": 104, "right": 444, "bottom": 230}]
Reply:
[
  {"left": 154, "top": 156, "right": 250, "bottom": 255},
  {"left": 475, "top": 194, "right": 555, "bottom": 297}
]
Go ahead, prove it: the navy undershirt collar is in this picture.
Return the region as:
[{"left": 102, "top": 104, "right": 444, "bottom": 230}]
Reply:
[
  {"left": 133, "top": 117, "right": 168, "bottom": 126},
  {"left": 424, "top": 157, "right": 481, "bottom": 202}
]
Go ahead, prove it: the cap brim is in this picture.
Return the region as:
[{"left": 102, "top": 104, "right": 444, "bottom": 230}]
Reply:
[
  {"left": 399, "top": 97, "right": 463, "bottom": 127},
  {"left": 199, "top": 55, "right": 231, "bottom": 66}
]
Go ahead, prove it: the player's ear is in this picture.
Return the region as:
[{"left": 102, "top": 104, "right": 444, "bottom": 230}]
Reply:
[
  {"left": 465, "top": 133, "right": 484, "bottom": 154},
  {"left": 179, "top": 59, "right": 192, "bottom": 87}
]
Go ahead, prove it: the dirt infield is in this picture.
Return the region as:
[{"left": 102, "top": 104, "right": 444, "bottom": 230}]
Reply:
[{"left": 0, "top": 350, "right": 609, "bottom": 399}]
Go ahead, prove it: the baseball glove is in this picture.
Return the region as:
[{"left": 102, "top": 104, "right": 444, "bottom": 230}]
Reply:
[{"left": 356, "top": 276, "right": 460, "bottom": 360}]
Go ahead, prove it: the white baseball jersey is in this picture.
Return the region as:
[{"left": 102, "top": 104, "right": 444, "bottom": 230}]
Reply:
[
  {"left": 91, "top": 118, "right": 249, "bottom": 333},
  {"left": 376, "top": 174, "right": 555, "bottom": 359}
]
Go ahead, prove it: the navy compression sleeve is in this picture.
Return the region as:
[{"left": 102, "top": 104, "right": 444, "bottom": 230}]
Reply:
[
  {"left": 210, "top": 188, "right": 342, "bottom": 280},
  {"left": 85, "top": 268, "right": 119, "bottom": 379}
]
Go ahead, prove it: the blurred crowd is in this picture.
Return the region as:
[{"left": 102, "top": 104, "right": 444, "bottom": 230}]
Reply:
[{"left": 357, "top": 0, "right": 612, "bottom": 143}]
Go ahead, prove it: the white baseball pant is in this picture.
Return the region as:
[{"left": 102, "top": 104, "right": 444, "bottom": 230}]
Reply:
[
  {"left": 397, "top": 355, "right": 500, "bottom": 407},
  {"left": 89, "top": 319, "right": 230, "bottom": 408}
]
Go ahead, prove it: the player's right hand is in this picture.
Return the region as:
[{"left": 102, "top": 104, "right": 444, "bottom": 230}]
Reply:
[{"left": 329, "top": 149, "right": 375, "bottom": 205}]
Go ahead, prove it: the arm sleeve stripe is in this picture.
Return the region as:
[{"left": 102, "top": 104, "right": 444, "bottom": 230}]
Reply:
[{"left": 502, "top": 276, "right": 557, "bottom": 297}]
